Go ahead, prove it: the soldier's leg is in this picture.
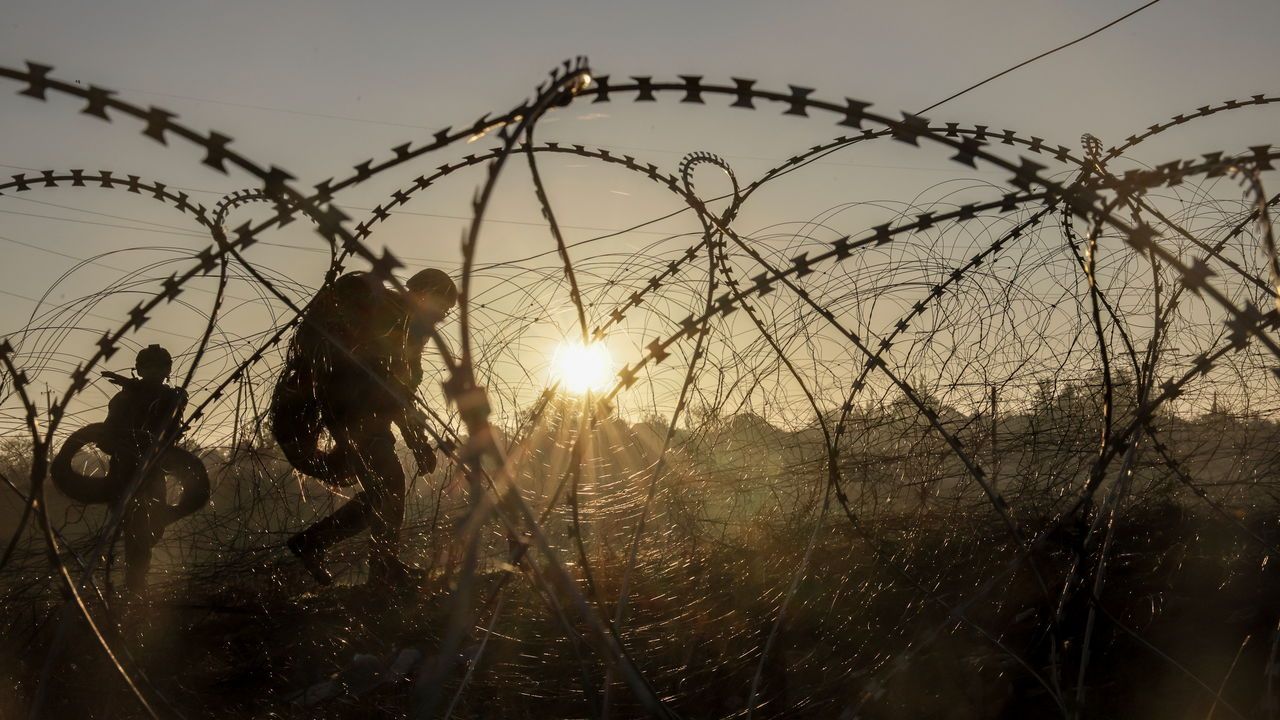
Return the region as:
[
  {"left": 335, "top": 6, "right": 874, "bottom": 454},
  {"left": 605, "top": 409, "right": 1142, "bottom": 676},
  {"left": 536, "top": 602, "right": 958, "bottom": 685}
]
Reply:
[
  {"left": 288, "top": 421, "right": 375, "bottom": 585},
  {"left": 293, "top": 489, "right": 371, "bottom": 550},
  {"left": 353, "top": 419, "right": 405, "bottom": 566},
  {"left": 122, "top": 470, "right": 164, "bottom": 594},
  {"left": 289, "top": 424, "right": 373, "bottom": 547}
]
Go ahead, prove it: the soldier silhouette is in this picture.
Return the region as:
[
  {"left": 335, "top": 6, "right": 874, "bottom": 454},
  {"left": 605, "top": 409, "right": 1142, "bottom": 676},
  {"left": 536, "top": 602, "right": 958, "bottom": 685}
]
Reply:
[
  {"left": 281, "top": 268, "right": 456, "bottom": 588},
  {"left": 99, "top": 344, "right": 187, "bottom": 593}
]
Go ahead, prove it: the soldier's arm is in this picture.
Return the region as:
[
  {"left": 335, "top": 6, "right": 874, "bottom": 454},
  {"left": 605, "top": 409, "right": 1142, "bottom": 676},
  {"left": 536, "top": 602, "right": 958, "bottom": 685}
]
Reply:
[
  {"left": 99, "top": 390, "right": 132, "bottom": 454},
  {"left": 164, "top": 387, "right": 188, "bottom": 438}
]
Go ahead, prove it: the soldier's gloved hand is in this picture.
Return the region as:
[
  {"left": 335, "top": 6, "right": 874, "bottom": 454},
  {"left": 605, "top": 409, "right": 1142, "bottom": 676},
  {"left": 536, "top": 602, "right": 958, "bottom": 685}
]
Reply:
[
  {"left": 415, "top": 444, "right": 438, "bottom": 475},
  {"left": 396, "top": 415, "right": 438, "bottom": 475},
  {"left": 405, "top": 431, "right": 437, "bottom": 475}
]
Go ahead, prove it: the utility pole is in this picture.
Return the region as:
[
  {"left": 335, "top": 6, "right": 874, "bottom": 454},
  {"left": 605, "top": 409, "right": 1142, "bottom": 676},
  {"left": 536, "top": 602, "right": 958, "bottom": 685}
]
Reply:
[{"left": 990, "top": 386, "right": 999, "bottom": 491}]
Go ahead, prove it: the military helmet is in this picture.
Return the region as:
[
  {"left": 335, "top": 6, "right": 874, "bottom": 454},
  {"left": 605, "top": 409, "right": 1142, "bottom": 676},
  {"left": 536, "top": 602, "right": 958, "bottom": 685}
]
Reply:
[
  {"left": 134, "top": 344, "right": 173, "bottom": 379},
  {"left": 406, "top": 268, "right": 458, "bottom": 309}
]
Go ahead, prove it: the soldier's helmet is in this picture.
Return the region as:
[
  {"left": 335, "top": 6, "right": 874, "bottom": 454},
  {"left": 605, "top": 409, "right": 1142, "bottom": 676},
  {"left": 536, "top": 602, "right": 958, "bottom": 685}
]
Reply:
[
  {"left": 135, "top": 344, "right": 173, "bottom": 380},
  {"left": 406, "top": 268, "right": 458, "bottom": 319}
]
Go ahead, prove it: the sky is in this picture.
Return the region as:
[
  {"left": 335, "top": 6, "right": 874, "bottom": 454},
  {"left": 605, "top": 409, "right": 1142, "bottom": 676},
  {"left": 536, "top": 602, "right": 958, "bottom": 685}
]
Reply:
[{"left": 0, "top": 0, "right": 1277, "bottom": 433}]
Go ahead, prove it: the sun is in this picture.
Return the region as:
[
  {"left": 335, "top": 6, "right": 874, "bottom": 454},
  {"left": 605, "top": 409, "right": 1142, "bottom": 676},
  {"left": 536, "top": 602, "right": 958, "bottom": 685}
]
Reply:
[{"left": 550, "top": 340, "right": 615, "bottom": 396}]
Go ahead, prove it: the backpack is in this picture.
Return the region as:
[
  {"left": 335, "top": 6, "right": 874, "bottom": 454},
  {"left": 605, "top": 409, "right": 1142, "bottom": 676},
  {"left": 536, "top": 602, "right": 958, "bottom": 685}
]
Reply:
[
  {"left": 293, "top": 272, "right": 382, "bottom": 372},
  {"left": 270, "top": 272, "right": 384, "bottom": 486}
]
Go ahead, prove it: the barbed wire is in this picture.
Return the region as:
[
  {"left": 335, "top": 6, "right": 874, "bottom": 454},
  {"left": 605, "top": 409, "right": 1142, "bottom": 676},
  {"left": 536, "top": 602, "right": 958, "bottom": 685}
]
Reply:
[{"left": 1, "top": 58, "right": 1278, "bottom": 719}]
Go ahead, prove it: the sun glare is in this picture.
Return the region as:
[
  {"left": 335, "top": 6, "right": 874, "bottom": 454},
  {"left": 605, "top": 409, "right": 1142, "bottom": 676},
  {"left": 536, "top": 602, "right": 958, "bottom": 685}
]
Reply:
[{"left": 550, "top": 341, "right": 615, "bottom": 396}]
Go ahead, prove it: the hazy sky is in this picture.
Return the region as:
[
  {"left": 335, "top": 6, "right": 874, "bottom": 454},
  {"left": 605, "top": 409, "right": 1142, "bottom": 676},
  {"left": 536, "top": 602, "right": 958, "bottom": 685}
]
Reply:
[
  {"left": 5, "top": 0, "right": 1278, "bottom": 144},
  {"left": 1, "top": 0, "right": 1277, "bottom": 430}
]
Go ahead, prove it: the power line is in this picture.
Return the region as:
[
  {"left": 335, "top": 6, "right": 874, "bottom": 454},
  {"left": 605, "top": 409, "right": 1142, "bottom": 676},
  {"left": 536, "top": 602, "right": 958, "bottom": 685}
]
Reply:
[
  {"left": 0, "top": 286, "right": 201, "bottom": 343},
  {"left": 116, "top": 86, "right": 439, "bottom": 131},
  {"left": 918, "top": 0, "right": 1168, "bottom": 115},
  {"left": 0, "top": 170, "right": 691, "bottom": 236},
  {"left": 0, "top": 208, "right": 207, "bottom": 238}
]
